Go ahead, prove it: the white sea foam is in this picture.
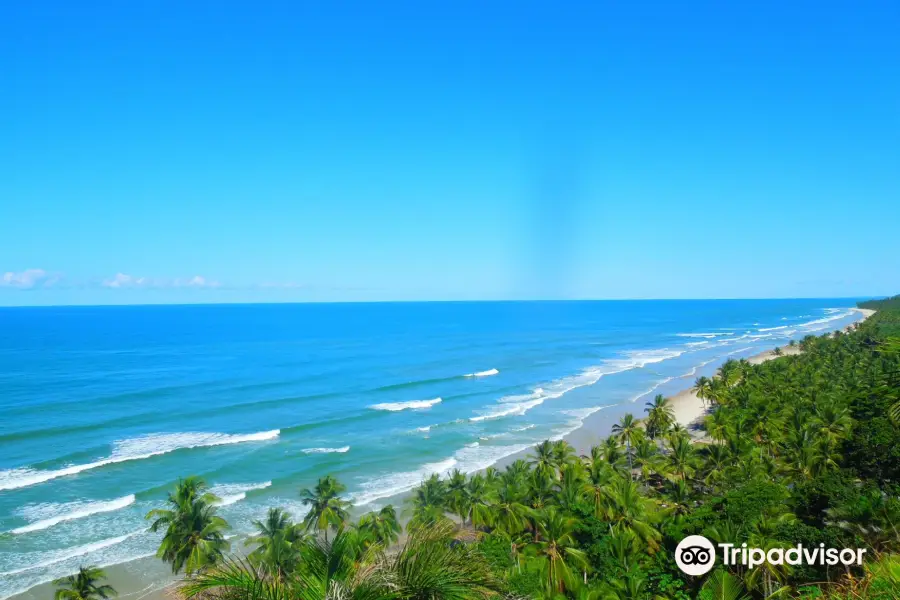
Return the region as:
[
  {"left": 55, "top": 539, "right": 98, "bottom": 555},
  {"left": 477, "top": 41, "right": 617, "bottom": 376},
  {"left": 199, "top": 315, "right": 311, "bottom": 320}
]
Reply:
[
  {"left": 0, "top": 430, "right": 280, "bottom": 492},
  {"left": 676, "top": 332, "right": 733, "bottom": 339},
  {"left": 415, "top": 425, "right": 432, "bottom": 433},
  {"left": 725, "top": 347, "right": 755, "bottom": 356},
  {"left": 513, "top": 424, "right": 535, "bottom": 432},
  {"left": 758, "top": 325, "right": 788, "bottom": 332},
  {"left": 464, "top": 368, "right": 499, "bottom": 378},
  {"left": 348, "top": 457, "right": 458, "bottom": 506},
  {"left": 630, "top": 377, "right": 674, "bottom": 402},
  {"left": 551, "top": 406, "right": 613, "bottom": 440},
  {"left": 796, "top": 310, "right": 855, "bottom": 331},
  {"left": 350, "top": 441, "right": 530, "bottom": 508},
  {"left": 11, "top": 495, "right": 136, "bottom": 535},
  {"left": 301, "top": 446, "right": 350, "bottom": 454},
  {"left": 470, "top": 397, "right": 544, "bottom": 422},
  {"left": 470, "top": 348, "right": 683, "bottom": 423},
  {"left": 685, "top": 341, "right": 709, "bottom": 347},
  {"left": 679, "top": 358, "right": 718, "bottom": 379},
  {"left": 0, "top": 530, "right": 144, "bottom": 577},
  {"left": 370, "top": 398, "right": 442, "bottom": 411},
  {"left": 602, "top": 348, "right": 684, "bottom": 371},
  {"left": 560, "top": 406, "right": 607, "bottom": 420},
  {"left": 210, "top": 481, "right": 272, "bottom": 507}
]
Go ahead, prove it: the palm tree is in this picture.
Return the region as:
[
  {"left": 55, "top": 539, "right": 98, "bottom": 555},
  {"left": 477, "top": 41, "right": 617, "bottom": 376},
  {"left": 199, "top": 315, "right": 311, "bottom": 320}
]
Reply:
[
  {"left": 245, "top": 507, "right": 304, "bottom": 579},
  {"left": 528, "top": 508, "right": 588, "bottom": 595},
  {"left": 357, "top": 504, "right": 402, "bottom": 547},
  {"left": 466, "top": 473, "right": 494, "bottom": 528},
  {"left": 53, "top": 566, "right": 117, "bottom": 600},
  {"left": 600, "top": 477, "right": 661, "bottom": 552},
  {"left": 446, "top": 469, "right": 471, "bottom": 524},
  {"left": 599, "top": 436, "right": 627, "bottom": 474},
  {"left": 299, "top": 475, "right": 351, "bottom": 541},
  {"left": 644, "top": 394, "right": 675, "bottom": 439},
  {"left": 582, "top": 461, "right": 615, "bottom": 519},
  {"left": 611, "top": 414, "right": 641, "bottom": 479},
  {"left": 632, "top": 437, "right": 663, "bottom": 483},
  {"left": 551, "top": 439, "right": 576, "bottom": 473},
  {"left": 700, "top": 569, "right": 750, "bottom": 600},
  {"left": 183, "top": 524, "right": 374, "bottom": 600},
  {"left": 145, "top": 476, "right": 230, "bottom": 575},
  {"left": 409, "top": 473, "right": 449, "bottom": 528},
  {"left": 530, "top": 440, "right": 557, "bottom": 481},
  {"left": 665, "top": 434, "right": 698, "bottom": 482},
  {"left": 693, "top": 376, "right": 713, "bottom": 404},
  {"left": 491, "top": 483, "right": 533, "bottom": 535},
  {"left": 385, "top": 520, "right": 499, "bottom": 600},
  {"left": 598, "top": 572, "right": 650, "bottom": 600}
]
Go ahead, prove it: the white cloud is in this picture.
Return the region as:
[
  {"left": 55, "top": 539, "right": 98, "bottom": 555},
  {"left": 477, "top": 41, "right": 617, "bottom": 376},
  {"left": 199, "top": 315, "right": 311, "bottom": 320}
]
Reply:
[
  {"left": 1, "top": 269, "right": 59, "bottom": 289},
  {"left": 101, "top": 273, "right": 221, "bottom": 289}
]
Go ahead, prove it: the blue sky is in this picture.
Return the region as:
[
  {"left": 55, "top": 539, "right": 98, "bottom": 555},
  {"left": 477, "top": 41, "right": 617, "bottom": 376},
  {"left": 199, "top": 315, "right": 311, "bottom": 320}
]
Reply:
[{"left": 2, "top": 1, "right": 898, "bottom": 305}]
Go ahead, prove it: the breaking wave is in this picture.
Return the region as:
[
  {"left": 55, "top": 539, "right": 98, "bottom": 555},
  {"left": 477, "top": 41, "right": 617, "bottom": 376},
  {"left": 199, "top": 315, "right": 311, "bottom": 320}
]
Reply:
[
  {"left": 301, "top": 446, "right": 350, "bottom": 454},
  {"left": 211, "top": 481, "right": 272, "bottom": 507},
  {"left": 464, "top": 368, "right": 499, "bottom": 378},
  {"left": 0, "top": 430, "right": 281, "bottom": 492},
  {"left": 10, "top": 495, "right": 136, "bottom": 535},
  {"left": 370, "top": 398, "right": 442, "bottom": 411}
]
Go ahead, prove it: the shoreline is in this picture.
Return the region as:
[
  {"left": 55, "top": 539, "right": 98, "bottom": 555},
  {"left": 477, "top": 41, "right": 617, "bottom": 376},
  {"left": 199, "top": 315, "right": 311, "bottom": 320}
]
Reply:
[
  {"left": 9, "top": 308, "right": 875, "bottom": 600},
  {"left": 663, "top": 307, "right": 875, "bottom": 436}
]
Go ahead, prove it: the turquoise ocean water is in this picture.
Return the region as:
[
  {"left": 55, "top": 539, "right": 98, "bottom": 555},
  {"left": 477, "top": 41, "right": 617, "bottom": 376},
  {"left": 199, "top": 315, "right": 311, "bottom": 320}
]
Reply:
[{"left": 0, "top": 300, "right": 864, "bottom": 597}]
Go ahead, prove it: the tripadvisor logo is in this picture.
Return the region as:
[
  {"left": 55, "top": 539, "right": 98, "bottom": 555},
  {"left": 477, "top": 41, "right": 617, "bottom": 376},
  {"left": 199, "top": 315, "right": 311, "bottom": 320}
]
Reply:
[{"left": 675, "top": 535, "right": 867, "bottom": 576}]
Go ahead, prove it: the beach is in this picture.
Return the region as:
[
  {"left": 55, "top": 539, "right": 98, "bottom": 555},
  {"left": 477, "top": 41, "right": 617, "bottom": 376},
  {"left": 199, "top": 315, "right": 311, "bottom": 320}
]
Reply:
[{"left": 2, "top": 302, "right": 870, "bottom": 600}]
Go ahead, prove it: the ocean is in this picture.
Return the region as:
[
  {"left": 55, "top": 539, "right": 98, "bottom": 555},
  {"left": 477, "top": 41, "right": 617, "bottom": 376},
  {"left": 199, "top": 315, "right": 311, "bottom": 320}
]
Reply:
[{"left": 0, "top": 300, "right": 864, "bottom": 597}]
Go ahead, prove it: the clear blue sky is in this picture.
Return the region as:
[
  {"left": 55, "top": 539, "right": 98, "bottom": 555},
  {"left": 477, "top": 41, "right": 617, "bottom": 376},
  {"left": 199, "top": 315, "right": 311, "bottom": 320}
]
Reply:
[{"left": 2, "top": 1, "right": 898, "bottom": 305}]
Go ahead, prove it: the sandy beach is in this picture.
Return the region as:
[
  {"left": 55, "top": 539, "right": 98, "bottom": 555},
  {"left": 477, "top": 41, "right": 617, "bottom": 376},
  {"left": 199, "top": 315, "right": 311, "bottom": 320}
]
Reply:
[{"left": 664, "top": 307, "right": 876, "bottom": 435}]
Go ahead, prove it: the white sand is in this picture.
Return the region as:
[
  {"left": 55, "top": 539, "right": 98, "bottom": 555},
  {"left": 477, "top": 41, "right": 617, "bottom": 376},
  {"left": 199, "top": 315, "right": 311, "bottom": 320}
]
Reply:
[{"left": 669, "top": 308, "right": 875, "bottom": 431}]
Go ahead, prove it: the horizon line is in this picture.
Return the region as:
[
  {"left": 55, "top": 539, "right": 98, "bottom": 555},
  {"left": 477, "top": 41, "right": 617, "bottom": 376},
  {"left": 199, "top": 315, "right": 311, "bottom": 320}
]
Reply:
[{"left": 0, "top": 295, "right": 882, "bottom": 310}]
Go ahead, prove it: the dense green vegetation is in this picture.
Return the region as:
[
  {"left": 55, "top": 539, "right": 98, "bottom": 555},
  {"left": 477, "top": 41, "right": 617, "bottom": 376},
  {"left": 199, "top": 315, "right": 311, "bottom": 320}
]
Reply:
[{"left": 57, "top": 302, "right": 900, "bottom": 599}]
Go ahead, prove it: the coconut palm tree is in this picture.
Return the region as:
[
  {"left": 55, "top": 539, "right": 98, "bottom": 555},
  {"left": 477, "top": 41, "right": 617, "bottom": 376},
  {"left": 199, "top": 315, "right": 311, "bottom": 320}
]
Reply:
[
  {"left": 410, "top": 473, "right": 449, "bottom": 528},
  {"left": 245, "top": 507, "right": 304, "bottom": 579},
  {"left": 700, "top": 569, "right": 750, "bottom": 600},
  {"left": 528, "top": 508, "right": 588, "bottom": 595},
  {"left": 611, "top": 414, "right": 641, "bottom": 479},
  {"left": 632, "top": 437, "right": 663, "bottom": 483},
  {"left": 600, "top": 477, "right": 661, "bottom": 552},
  {"left": 53, "top": 567, "right": 117, "bottom": 600},
  {"left": 581, "top": 461, "right": 615, "bottom": 519},
  {"left": 357, "top": 504, "right": 402, "bottom": 547},
  {"left": 693, "top": 376, "right": 713, "bottom": 404},
  {"left": 599, "top": 436, "right": 627, "bottom": 474},
  {"left": 491, "top": 483, "right": 533, "bottom": 535},
  {"left": 466, "top": 473, "right": 494, "bottom": 528},
  {"left": 299, "top": 475, "right": 351, "bottom": 541},
  {"left": 665, "top": 434, "right": 699, "bottom": 483},
  {"left": 145, "top": 476, "right": 230, "bottom": 575},
  {"left": 184, "top": 520, "right": 499, "bottom": 600},
  {"left": 446, "top": 469, "right": 471, "bottom": 524},
  {"left": 530, "top": 440, "right": 557, "bottom": 481},
  {"left": 644, "top": 394, "right": 675, "bottom": 439},
  {"left": 597, "top": 573, "right": 650, "bottom": 600},
  {"left": 551, "top": 439, "right": 577, "bottom": 473}
]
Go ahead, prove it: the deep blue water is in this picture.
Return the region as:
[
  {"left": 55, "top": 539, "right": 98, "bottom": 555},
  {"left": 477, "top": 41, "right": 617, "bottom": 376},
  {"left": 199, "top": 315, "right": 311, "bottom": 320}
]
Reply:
[{"left": 0, "top": 300, "right": 864, "bottom": 597}]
